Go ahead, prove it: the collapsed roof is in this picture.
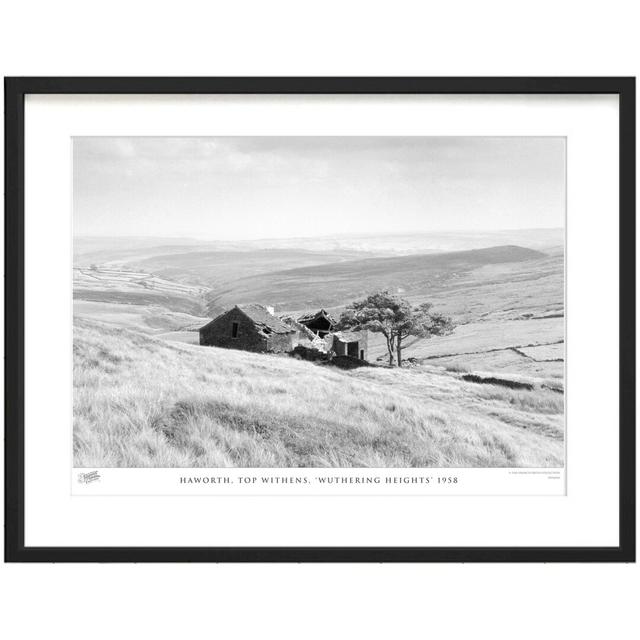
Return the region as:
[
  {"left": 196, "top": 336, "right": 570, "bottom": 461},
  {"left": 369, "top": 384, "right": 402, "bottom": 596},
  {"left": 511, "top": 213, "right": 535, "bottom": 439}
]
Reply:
[
  {"left": 297, "top": 309, "right": 337, "bottom": 326},
  {"left": 236, "top": 304, "right": 294, "bottom": 335},
  {"left": 280, "top": 315, "right": 318, "bottom": 340}
]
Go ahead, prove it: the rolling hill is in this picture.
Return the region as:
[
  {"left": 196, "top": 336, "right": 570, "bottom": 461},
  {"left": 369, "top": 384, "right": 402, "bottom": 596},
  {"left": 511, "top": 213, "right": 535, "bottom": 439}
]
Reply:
[
  {"left": 206, "top": 245, "right": 546, "bottom": 315},
  {"left": 73, "top": 266, "right": 210, "bottom": 332},
  {"left": 74, "top": 318, "right": 564, "bottom": 468},
  {"left": 125, "top": 247, "right": 374, "bottom": 287}
]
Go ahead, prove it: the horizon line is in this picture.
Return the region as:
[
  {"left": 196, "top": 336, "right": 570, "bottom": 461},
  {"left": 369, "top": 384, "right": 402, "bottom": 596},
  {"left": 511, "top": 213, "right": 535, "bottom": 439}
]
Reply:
[{"left": 73, "top": 226, "right": 565, "bottom": 242}]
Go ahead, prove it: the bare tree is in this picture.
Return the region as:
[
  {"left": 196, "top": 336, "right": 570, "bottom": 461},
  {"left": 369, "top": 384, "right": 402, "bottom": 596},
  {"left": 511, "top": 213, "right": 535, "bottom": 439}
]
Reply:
[{"left": 338, "top": 291, "right": 454, "bottom": 367}]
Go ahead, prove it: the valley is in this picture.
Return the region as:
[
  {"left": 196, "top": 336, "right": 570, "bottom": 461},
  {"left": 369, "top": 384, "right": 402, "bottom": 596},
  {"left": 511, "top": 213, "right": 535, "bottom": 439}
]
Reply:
[{"left": 74, "top": 231, "right": 564, "bottom": 381}]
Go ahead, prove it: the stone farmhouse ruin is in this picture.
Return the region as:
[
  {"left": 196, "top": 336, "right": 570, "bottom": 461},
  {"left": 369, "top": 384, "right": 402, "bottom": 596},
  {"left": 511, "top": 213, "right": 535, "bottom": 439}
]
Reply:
[{"left": 199, "top": 304, "right": 368, "bottom": 363}]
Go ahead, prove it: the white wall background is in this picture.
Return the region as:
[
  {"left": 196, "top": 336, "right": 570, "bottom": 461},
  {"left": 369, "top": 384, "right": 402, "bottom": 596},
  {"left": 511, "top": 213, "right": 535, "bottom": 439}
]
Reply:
[{"left": 1, "top": 1, "right": 638, "bottom": 639}]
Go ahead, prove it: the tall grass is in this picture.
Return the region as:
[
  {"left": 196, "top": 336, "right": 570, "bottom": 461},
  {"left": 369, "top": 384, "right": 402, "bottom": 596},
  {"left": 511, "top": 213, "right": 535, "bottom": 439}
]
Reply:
[{"left": 73, "top": 318, "right": 564, "bottom": 468}]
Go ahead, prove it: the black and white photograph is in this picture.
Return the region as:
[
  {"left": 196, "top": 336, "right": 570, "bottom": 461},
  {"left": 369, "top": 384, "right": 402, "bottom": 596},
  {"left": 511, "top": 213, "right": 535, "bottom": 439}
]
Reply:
[
  {"left": 4, "top": 74, "right": 634, "bottom": 568},
  {"left": 73, "top": 136, "right": 565, "bottom": 470}
]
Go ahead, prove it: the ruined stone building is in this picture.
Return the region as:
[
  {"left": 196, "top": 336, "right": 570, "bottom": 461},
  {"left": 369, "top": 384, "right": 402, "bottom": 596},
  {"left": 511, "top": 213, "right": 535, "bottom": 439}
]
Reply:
[
  {"left": 199, "top": 304, "right": 368, "bottom": 362},
  {"left": 199, "top": 304, "right": 295, "bottom": 353}
]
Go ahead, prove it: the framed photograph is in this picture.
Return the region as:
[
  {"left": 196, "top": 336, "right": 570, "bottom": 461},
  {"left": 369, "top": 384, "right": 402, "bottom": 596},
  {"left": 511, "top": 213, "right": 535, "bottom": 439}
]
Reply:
[{"left": 4, "top": 77, "right": 635, "bottom": 562}]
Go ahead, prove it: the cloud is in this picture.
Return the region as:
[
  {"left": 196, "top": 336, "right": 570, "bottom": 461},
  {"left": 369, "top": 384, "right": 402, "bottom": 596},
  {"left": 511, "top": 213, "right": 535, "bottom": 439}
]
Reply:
[{"left": 73, "top": 136, "right": 565, "bottom": 239}]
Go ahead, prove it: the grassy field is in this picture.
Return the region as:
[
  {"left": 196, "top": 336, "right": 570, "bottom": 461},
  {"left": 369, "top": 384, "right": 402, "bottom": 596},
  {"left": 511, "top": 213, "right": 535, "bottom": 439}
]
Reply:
[
  {"left": 74, "top": 318, "right": 563, "bottom": 468},
  {"left": 74, "top": 266, "right": 208, "bottom": 313},
  {"left": 73, "top": 266, "right": 210, "bottom": 332},
  {"left": 367, "top": 315, "right": 565, "bottom": 379},
  {"left": 74, "top": 300, "right": 209, "bottom": 334}
]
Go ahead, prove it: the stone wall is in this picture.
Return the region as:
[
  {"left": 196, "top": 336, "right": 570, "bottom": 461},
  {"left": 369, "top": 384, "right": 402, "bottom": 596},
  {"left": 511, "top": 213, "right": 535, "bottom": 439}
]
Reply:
[
  {"left": 265, "top": 332, "right": 294, "bottom": 353},
  {"left": 332, "top": 331, "right": 368, "bottom": 361},
  {"left": 199, "top": 307, "right": 267, "bottom": 352}
]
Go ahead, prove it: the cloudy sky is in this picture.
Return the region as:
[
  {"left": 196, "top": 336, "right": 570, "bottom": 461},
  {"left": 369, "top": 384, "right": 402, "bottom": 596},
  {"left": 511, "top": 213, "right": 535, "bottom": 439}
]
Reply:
[{"left": 73, "top": 137, "right": 565, "bottom": 240}]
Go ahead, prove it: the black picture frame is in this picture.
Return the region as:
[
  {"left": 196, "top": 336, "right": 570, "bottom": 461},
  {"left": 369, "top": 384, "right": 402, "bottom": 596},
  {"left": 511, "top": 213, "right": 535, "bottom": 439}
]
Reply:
[{"left": 4, "top": 77, "right": 636, "bottom": 563}]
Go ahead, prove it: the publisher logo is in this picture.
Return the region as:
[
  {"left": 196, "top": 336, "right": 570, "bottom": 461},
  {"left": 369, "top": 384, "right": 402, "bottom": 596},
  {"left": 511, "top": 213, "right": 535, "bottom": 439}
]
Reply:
[{"left": 78, "top": 470, "right": 101, "bottom": 484}]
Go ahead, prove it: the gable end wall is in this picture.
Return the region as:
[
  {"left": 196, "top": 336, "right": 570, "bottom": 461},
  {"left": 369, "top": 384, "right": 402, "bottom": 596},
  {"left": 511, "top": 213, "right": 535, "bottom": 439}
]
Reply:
[{"left": 200, "top": 307, "right": 268, "bottom": 352}]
